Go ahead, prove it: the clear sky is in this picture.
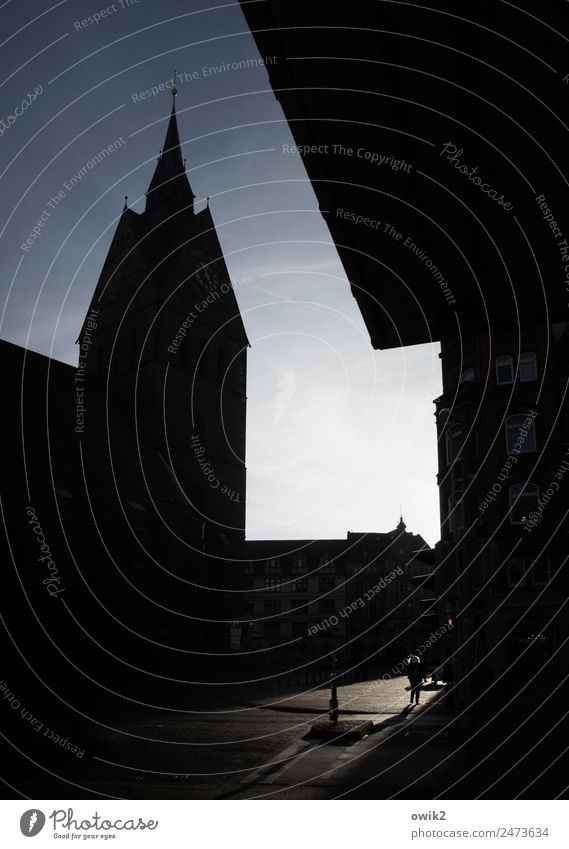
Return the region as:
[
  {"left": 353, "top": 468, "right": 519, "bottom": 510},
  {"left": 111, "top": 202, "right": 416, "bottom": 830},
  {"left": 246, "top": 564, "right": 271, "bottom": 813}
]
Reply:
[{"left": 0, "top": 0, "right": 442, "bottom": 544}]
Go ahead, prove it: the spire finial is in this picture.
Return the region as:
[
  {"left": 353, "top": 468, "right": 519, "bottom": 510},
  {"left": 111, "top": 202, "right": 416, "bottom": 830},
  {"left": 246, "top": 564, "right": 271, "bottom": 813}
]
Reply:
[
  {"left": 171, "top": 68, "right": 178, "bottom": 98},
  {"left": 145, "top": 81, "right": 195, "bottom": 214},
  {"left": 123, "top": 195, "right": 128, "bottom": 210}
]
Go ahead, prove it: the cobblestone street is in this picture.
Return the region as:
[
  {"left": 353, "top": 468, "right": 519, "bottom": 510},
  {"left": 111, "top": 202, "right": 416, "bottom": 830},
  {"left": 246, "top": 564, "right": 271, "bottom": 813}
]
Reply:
[{"left": 10, "top": 675, "right": 461, "bottom": 799}]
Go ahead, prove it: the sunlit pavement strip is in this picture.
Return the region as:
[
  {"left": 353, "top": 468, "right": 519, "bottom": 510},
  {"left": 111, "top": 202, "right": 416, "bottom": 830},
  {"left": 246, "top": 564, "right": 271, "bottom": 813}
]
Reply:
[
  {"left": 236, "top": 680, "right": 447, "bottom": 797},
  {"left": 239, "top": 707, "right": 438, "bottom": 794},
  {"left": 249, "top": 676, "right": 443, "bottom": 715}
]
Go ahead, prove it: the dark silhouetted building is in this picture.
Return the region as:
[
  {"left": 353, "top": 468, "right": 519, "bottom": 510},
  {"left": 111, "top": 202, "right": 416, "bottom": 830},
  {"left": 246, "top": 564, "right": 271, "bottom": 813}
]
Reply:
[
  {"left": 240, "top": 0, "right": 569, "bottom": 733},
  {"left": 2, "top": 91, "right": 249, "bottom": 680}
]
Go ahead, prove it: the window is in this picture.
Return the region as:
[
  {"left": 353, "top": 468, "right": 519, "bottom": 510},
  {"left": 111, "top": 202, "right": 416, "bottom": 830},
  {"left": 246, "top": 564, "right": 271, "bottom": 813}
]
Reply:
[
  {"left": 318, "top": 599, "right": 335, "bottom": 616},
  {"left": 531, "top": 557, "right": 551, "bottom": 586},
  {"left": 506, "top": 557, "right": 527, "bottom": 587},
  {"left": 319, "top": 556, "right": 336, "bottom": 574},
  {"left": 264, "top": 600, "right": 281, "bottom": 615},
  {"left": 496, "top": 355, "right": 514, "bottom": 385},
  {"left": 461, "top": 367, "right": 475, "bottom": 382},
  {"left": 291, "top": 578, "right": 308, "bottom": 592},
  {"left": 445, "top": 426, "right": 463, "bottom": 465},
  {"left": 265, "top": 558, "right": 280, "bottom": 574},
  {"left": 505, "top": 415, "right": 536, "bottom": 454},
  {"left": 519, "top": 352, "right": 537, "bottom": 382},
  {"left": 447, "top": 492, "right": 464, "bottom": 534},
  {"left": 264, "top": 577, "right": 281, "bottom": 592},
  {"left": 291, "top": 556, "right": 307, "bottom": 574},
  {"left": 509, "top": 483, "right": 539, "bottom": 525},
  {"left": 319, "top": 578, "right": 335, "bottom": 593}
]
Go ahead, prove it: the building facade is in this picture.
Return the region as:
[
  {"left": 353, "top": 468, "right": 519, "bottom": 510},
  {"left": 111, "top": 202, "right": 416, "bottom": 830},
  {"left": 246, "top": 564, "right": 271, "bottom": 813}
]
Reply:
[
  {"left": 241, "top": 520, "right": 432, "bottom": 679},
  {"left": 430, "top": 326, "right": 569, "bottom": 699}
]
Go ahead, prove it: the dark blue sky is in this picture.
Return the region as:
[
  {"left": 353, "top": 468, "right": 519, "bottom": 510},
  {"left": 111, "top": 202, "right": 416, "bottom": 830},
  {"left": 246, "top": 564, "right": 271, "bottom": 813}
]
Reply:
[{"left": 0, "top": 0, "right": 441, "bottom": 542}]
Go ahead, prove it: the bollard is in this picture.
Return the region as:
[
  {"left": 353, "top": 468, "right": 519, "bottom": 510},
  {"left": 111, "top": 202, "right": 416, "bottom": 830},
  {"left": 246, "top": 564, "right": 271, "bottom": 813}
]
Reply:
[
  {"left": 329, "top": 654, "right": 339, "bottom": 724},
  {"left": 329, "top": 679, "right": 339, "bottom": 725}
]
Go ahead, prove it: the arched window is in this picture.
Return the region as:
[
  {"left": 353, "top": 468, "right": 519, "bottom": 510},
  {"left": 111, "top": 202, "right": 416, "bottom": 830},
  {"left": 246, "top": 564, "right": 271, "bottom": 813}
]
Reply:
[
  {"left": 509, "top": 483, "right": 539, "bottom": 525},
  {"left": 127, "top": 327, "right": 137, "bottom": 371},
  {"left": 447, "top": 492, "right": 464, "bottom": 534},
  {"left": 505, "top": 414, "right": 536, "bottom": 454},
  {"left": 445, "top": 425, "right": 463, "bottom": 465},
  {"left": 519, "top": 352, "right": 537, "bottom": 382},
  {"left": 461, "top": 367, "right": 475, "bottom": 382},
  {"left": 496, "top": 355, "right": 514, "bottom": 385},
  {"left": 217, "top": 346, "right": 227, "bottom": 383}
]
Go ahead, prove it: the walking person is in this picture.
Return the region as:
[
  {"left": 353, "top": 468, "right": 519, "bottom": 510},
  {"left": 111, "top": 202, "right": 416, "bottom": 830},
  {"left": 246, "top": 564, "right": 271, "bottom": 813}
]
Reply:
[{"left": 407, "top": 655, "right": 423, "bottom": 705}]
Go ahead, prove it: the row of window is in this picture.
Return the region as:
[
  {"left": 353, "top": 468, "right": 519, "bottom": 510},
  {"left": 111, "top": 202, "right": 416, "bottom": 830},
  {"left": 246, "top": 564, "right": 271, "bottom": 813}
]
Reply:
[
  {"left": 263, "top": 557, "right": 337, "bottom": 574},
  {"left": 505, "top": 556, "right": 551, "bottom": 587},
  {"left": 445, "top": 413, "right": 537, "bottom": 466},
  {"left": 496, "top": 353, "right": 537, "bottom": 385},
  {"left": 263, "top": 577, "right": 334, "bottom": 592},
  {"left": 448, "top": 481, "right": 555, "bottom": 532},
  {"left": 267, "top": 561, "right": 551, "bottom": 593},
  {"left": 460, "top": 353, "right": 538, "bottom": 386}
]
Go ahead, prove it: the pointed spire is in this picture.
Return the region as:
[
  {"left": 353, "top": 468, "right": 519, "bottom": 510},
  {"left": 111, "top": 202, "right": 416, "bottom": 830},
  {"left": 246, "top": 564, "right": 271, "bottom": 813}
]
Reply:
[
  {"left": 145, "top": 85, "right": 195, "bottom": 215},
  {"left": 397, "top": 512, "right": 406, "bottom": 532}
]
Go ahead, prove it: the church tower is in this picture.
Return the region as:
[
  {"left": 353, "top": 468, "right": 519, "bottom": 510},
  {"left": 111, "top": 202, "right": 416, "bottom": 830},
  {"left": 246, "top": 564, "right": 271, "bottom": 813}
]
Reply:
[{"left": 78, "top": 88, "right": 249, "bottom": 552}]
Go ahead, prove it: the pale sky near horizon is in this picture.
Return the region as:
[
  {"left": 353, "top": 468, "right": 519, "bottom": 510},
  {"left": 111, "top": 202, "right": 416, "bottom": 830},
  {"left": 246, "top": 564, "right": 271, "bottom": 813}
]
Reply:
[{"left": 0, "top": 0, "right": 442, "bottom": 546}]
